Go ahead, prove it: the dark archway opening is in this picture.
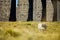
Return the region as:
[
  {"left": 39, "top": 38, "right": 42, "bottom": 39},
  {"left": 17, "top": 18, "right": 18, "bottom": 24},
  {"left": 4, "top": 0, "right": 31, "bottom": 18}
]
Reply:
[
  {"left": 27, "top": 0, "right": 33, "bottom": 21},
  {"left": 41, "top": 0, "right": 46, "bottom": 21},
  {"left": 51, "top": 0, "right": 57, "bottom": 21},
  {"left": 9, "top": 0, "right": 16, "bottom": 21}
]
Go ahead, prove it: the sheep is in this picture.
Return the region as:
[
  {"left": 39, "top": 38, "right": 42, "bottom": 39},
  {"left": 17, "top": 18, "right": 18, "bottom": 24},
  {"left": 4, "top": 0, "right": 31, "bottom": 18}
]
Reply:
[{"left": 38, "top": 23, "right": 47, "bottom": 31}]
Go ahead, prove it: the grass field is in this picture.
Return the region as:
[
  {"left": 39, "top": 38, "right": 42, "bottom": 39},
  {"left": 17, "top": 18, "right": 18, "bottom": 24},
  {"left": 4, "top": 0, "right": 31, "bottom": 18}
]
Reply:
[{"left": 0, "top": 22, "right": 60, "bottom": 40}]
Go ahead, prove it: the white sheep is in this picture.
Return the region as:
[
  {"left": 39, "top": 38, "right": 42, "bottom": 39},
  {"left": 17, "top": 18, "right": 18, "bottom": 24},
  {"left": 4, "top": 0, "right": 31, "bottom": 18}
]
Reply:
[{"left": 38, "top": 23, "right": 47, "bottom": 31}]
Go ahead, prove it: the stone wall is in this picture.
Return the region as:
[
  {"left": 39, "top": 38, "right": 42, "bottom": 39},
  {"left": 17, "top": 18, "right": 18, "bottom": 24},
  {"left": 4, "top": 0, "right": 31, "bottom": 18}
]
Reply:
[
  {"left": 16, "top": 0, "right": 29, "bottom": 21},
  {"left": 17, "top": 0, "right": 57, "bottom": 21},
  {"left": 0, "top": 0, "right": 11, "bottom": 21},
  {"left": 33, "top": 0, "right": 42, "bottom": 21},
  {"left": 0, "top": 0, "right": 60, "bottom": 21},
  {"left": 46, "top": 0, "right": 54, "bottom": 21}
]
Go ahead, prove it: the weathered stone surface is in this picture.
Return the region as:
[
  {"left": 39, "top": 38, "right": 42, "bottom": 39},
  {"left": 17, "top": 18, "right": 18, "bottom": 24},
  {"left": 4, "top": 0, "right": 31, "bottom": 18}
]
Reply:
[
  {"left": 57, "top": 1, "right": 60, "bottom": 21},
  {"left": 0, "top": 0, "right": 11, "bottom": 21},
  {"left": 46, "top": 0, "right": 54, "bottom": 22},
  {"left": 33, "top": 0, "right": 42, "bottom": 21},
  {"left": 16, "top": 0, "right": 58, "bottom": 22},
  {"left": 16, "top": 0, "right": 29, "bottom": 21}
]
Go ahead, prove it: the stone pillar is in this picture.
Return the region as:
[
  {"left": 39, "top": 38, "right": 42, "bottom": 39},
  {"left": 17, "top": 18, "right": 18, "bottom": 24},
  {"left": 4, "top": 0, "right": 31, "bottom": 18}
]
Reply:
[
  {"left": 46, "top": 0, "right": 54, "bottom": 21},
  {"left": 57, "top": 1, "right": 60, "bottom": 21},
  {"left": 33, "top": 0, "right": 42, "bottom": 21},
  {"left": 16, "top": 0, "right": 29, "bottom": 21},
  {"left": 0, "top": 0, "right": 11, "bottom": 21}
]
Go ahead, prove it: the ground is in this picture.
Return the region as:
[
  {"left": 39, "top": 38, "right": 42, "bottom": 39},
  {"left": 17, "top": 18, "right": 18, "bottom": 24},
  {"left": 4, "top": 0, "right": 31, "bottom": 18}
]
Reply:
[{"left": 0, "top": 22, "right": 60, "bottom": 40}]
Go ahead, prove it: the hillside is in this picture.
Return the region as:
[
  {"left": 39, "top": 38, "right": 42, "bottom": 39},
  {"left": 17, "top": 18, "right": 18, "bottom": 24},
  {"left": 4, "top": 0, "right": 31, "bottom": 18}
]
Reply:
[{"left": 0, "top": 22, "right": 60, "bottom": 40}]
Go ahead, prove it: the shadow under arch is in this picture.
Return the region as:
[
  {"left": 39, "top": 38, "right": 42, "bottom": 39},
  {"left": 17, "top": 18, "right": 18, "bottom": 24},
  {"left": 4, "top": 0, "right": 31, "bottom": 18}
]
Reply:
[
  {"left": 27, "top": 0, "right": 33, "bottom": 21},
  {"left": 51, "top": 0, "right": 57, "bottom": 21},
  {"left": 9, "top": 0, "right": 16, "bottom": 21},
  {"left": 41, "top": 0, "right": 46, "bottom": 21}
]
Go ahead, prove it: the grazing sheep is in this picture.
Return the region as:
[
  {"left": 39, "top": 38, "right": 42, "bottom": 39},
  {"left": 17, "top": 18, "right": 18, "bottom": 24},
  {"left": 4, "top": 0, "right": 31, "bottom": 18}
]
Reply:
[{"left": 38, "top": 23, "right": 47, "bottom": 31}]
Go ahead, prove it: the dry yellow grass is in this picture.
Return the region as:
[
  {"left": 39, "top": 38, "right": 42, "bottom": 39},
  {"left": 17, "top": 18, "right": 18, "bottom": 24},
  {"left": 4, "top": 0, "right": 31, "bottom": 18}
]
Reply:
[{"left": 0, "top": 22, "right": 60, "bottom": 40}]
